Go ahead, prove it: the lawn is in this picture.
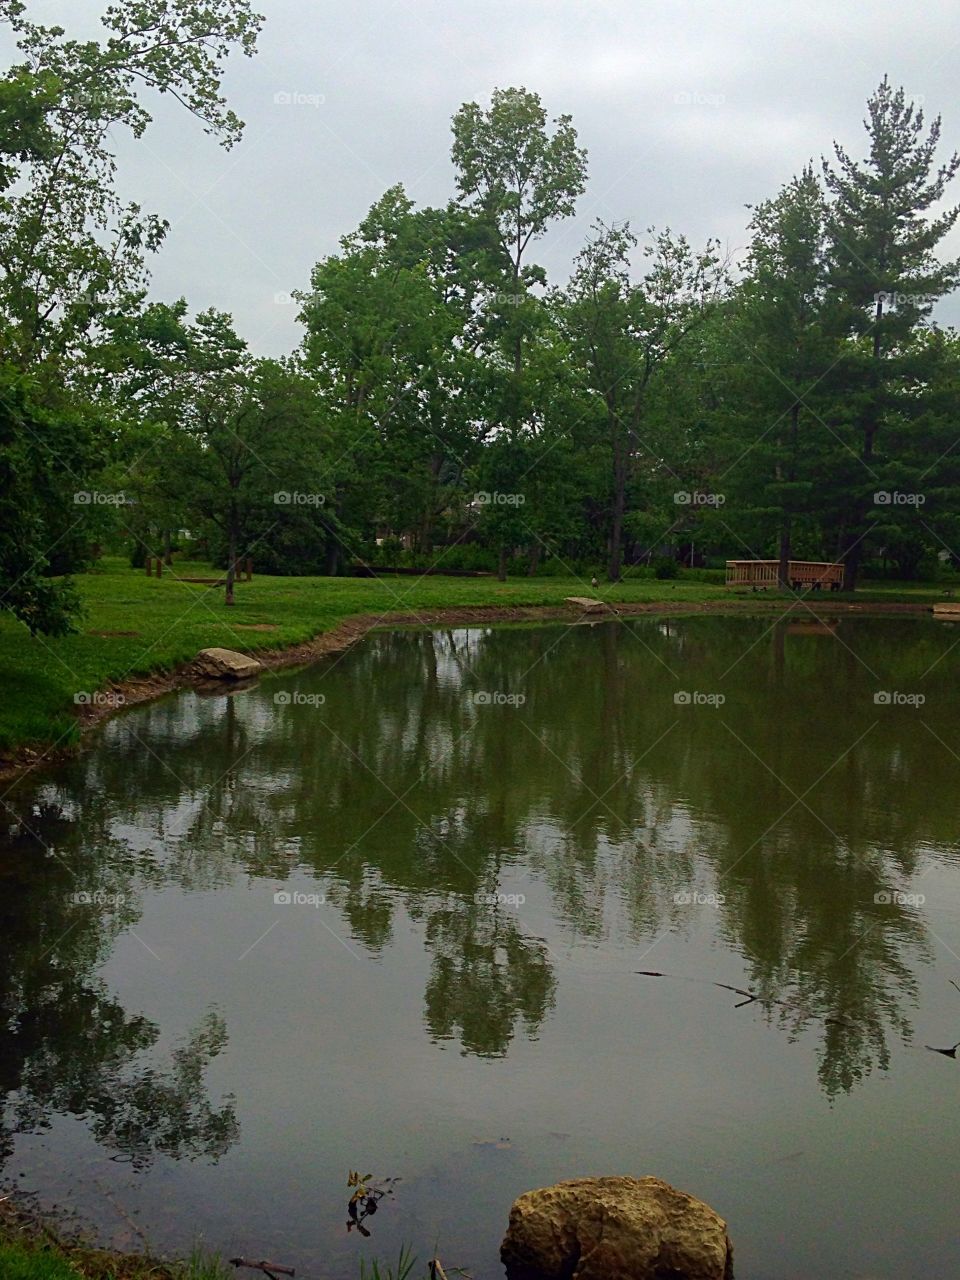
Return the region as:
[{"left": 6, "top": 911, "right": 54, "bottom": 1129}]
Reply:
[
  {"left": 0, "top": 556, "right": 944, "bottom": 753},
  {"left": 0, "top": 1238, "right": 229, "bottom": 1280}
]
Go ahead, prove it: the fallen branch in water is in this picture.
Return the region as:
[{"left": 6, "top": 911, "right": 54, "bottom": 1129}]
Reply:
[
  {"left": 635, "top": 970, "right": 856, "bottom": 1027},
  {"left": 229, "top": 1258, "right": 295, "bottom": 1278}
]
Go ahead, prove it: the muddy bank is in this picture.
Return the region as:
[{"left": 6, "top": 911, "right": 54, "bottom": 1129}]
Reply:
[
  {"left": 0, "top": 596, "right": 932, "bottom": 786},
  {"left": 0, "top": 1194, "right": 187, "bottom": 1279}
]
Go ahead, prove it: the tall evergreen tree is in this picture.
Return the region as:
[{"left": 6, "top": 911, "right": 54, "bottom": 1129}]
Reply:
[{"left": 823, "top": 77, "right": 960, "bottom": 589}]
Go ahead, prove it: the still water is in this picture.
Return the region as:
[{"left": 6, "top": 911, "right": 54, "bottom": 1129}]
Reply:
[{"left": 1, "top": 615, "right": 959, "bottom": 1279}]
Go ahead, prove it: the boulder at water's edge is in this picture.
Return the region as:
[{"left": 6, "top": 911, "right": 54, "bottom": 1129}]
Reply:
[
  {"left": 500, "top": 1175, "right": 733, "bottom": 1280},
  {"left": 564, "top": 596, "right": 608, "bottom": 614},
  {"left": 193, "top": 648, "right": 263, "bottom": 680}
]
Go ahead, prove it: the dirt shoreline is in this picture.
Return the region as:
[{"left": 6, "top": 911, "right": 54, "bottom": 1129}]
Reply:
[{"left": 0, "top": 596, "right": 933, "bottom": 786}]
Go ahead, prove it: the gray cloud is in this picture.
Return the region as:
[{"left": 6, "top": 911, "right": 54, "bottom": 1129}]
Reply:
[{"left": 10, "top": 0, "right": 960, "bottom": 352}]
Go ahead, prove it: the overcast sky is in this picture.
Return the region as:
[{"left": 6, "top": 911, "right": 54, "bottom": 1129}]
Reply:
[{"left": 13, "top": 0, "right": 960, "bottom": 354}]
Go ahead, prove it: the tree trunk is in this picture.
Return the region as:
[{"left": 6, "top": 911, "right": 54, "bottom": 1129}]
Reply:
[
  {"left": 778, "top": 517, "right": 791, "bottom": 589},
  {"left": 841, "top": 535, "right": 861, "bottom": 593},
  {"left": 842, "top": 298, "right": 884, "bottom": 594},
  {"left": 527, "top": 542, "right": 541, "bottom": 576},
  {"left": 497, "top": 544, "right": 508, "bottom": 582},
  {"left": 163, "top": 527, "right": 173, "bottom": 565},
  {"left": 418, "top": 512, "right": 434, "bottom": 558},
  {"left": 225, "top": 522, "right": 237, "bottom": 606},
  {"left": 607, "top": 437, "right": 626, "bottom": 582},
  {"left": 778, "top": 400, "right": 798, "bottom": 588},
  {"left": 324, "top": 537, "right": 340, "bottom": 577}
]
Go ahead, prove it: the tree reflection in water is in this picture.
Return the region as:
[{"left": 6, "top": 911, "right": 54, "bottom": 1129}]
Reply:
[{"left": 0, "top": 612, "right": 955, "bottom": 1180}]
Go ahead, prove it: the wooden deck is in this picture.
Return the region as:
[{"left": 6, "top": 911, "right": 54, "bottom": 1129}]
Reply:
[{"left": 726, "top": 560, "right": 844, "bottom": 590}]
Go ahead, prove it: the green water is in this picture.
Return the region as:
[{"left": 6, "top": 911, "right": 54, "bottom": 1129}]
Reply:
[{"left": 1, "top": 615, "right": 959, "bottom": 1278}]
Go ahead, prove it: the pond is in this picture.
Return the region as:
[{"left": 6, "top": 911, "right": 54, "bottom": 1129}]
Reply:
[{"left": 1, "top": 614, "right": 959, "bottom": 1279}]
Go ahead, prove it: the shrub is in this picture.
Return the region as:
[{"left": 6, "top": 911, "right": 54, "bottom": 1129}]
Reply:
[{"left": 653, "top": 556, "right": 679, "bottom": 580}]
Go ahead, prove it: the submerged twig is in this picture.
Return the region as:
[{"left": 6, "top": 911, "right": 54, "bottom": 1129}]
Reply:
[
  {"left": 635, "top": 969, "right": 855, "bottom": 1028},
  {"left": 229, "top": 1259, "right": 295, "bottom": 1278}
]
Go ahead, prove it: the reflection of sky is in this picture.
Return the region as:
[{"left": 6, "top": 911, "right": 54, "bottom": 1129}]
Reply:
[{"left": 5, "top": 620, "right": 960, "bottom": 1279}]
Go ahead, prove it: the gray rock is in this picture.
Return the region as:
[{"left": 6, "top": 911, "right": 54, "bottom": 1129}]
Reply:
[
  {"left": 564, "top": 596, "right": 607, "bottom": 613},
  {"left": 193, "top": 647, "right": 263, "bottom": 680}
]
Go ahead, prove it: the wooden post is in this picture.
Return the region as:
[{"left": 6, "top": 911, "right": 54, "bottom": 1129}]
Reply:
[
  {"left": 246, "top": 557, "right": 253, "bottom": 582},
  {"left": 155, "top": 557, "right": 162, "bottom": 578},
  {"left": 145, "top": 557, "right": 152, "bottom": 575}
]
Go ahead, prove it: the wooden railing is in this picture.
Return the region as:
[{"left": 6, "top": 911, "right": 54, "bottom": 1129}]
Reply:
[{"left": 726, "top": 560, "right": 843, "bottom": 588}]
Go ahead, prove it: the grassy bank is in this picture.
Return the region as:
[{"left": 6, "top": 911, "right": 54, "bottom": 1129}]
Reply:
[
  {"left": 0, "top": 1243, "right": 227, "bottom": 1280},
  {"left": 0, "top": 556, "right": 944, "bottom": 755},
  {"left": 0, "top": 1200, "right": 228, "bottom": 1280}
]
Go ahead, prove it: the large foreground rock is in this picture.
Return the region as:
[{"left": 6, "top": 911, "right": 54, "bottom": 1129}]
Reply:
[
  {"left": 501, "top": 1176, "right": 733, "bottom": 1280},
  {"left": 193, "top": 647, "right": 263, "bottom": 680},
  {"left": 564, "top": 596, "right": 608, "bottom": 614}
]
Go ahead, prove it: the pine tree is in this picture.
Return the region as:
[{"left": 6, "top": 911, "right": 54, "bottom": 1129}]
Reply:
[
  {"left": 735, "top": 165, "right": 835, "bottom": 585},
  {"left": 823, "top": 77, "right": 960, "bottom": 589}
]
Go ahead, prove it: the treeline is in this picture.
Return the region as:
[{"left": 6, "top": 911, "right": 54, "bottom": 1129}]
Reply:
[{"left": 1, "top": 0, "right": 959, "bottom": 634}]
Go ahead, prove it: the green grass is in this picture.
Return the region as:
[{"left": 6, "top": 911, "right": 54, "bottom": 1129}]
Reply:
[
  {"left": 359, "top": 1246, "right": 420, "bottom": 1280},
  {"left": 0, "top": 555, "right": 944, "bottom": 754},
  {"left": 0, "top": 1242, "right": 79, "bottom": 1280},
  {"left": 0, "top": 1239, "right": 230, "bottom": 1279}
]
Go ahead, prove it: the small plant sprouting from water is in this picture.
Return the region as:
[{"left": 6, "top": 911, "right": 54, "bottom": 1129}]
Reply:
[
  {"left": 347, "top": 1170, "right": 401, "bottom": 1236},
  {"left": 358, "top": 1248, "right": 470, "bottom": 1280},
  {"left": 358, "top": 1244, "right": 417, "bottom": 1279}
]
